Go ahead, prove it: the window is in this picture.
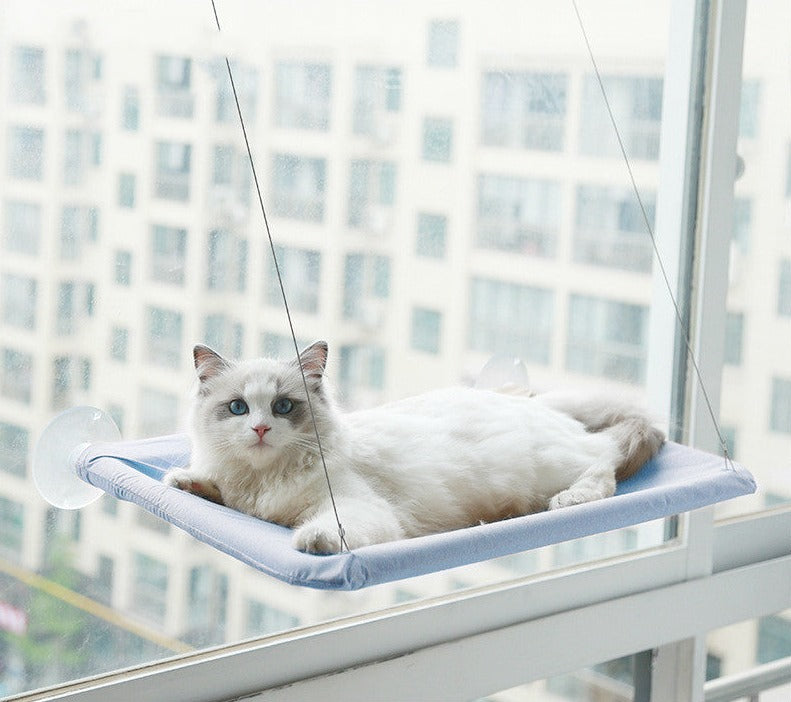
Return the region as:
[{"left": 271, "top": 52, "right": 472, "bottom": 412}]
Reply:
[
  {"left": 155, "top": 141, "right": 191, "bottom": 200},
  {"left": 122, "top": 86, "right": 140, "bottom": 130},
  {"left": 342, "top": 253, "right": 390, "bottom": 323},
  {"left": 265, "top": 245, "right": 321, "bottom": 315},
  {"left": 778, "top": 259, "right": 791, "bottom": 316},
  {"left": 52, "top": 356, "right": 71, "bottom": 410},
  {"left": 416, "top": 212, "right": 447, "bottom": 258},
  {"left": 65, "top": 48, "right": 101, "bottom": 112},
  {"left": 477, "top": 174, "right": 560, "bottom": 256},
  {"left": 156, "top": 55, "right": 193, "bottom": 118},
  {"left": 7, "top": 126, "right": 44, "bottom": 180},
  {"left": 271, "top": 154, "right": 327, "bottom": 222},
  {"left": 769, "top": 377, "right": 791, "bottom": 435},
  {"left": 352, "top": 65, "right": 402, "bottom": 137},
  {"left": 566, "top": 294, "right": 648, "bottom": 384},
  {"left": 207, "top": 230, "right": 247, "bottom": 292},
  {"left": 146, "top": 306, "right": 183, "bottom": 368},
  {"left": 118, "top": 172, "right": 136, "bottom": 207},
  {"left": 580, "top": 75, "right": 663, "bottom": 160},
  {"left": 348, "top": 159, "right": 397, "bottom": 230},
  {"left": 427, "top": 19, "right": 459, "bottom": 68},
  {"left": 3, "top": 200, "right": 41, "bottom": 255},
  {"left": 339, "top": 344, "right": 386, "bottom": 396},
  {"left": 468, "top": 277, "right": 554, "bottom": 364},
  {"left": 150, "top": 225, "right": 187, "bottom": 285},
  {"left": 138, "top": 387, "right": 179, "bottom": 437},
  {"left": 60, "top": 205, "right": 99, "bottom": 259},
  {"left": 187, "top": 566, "right": 228, "bottom": 643},
  {"left": 274, "top": 62, "right": 331, "bottom": 130},
  {"left": 110, "top": 327, "right": 129, "bottom": 361},
  {"left": 724, "top": 312, "right": 744, "bottom": 365},
  {"left": 411, "top": 307, "right": 442, "bottom": 354},
  {"left": 574, "top": 185, "right": 655, "bottom": 272},
  {"left": 1, "top": 347, "right": 33, "bottom": 404},
  {"left": 0, "top": 496, "right": 24, "bottom": 561},
  {"left": 739, "top": 79, "right": 761, "bottom": 139},
  {"left": 114, "top": 250, "right": 132, "bottom": 285},
  {"left": 131, "top": 552, "right": 168, "bottom": 621},
  {"left": 11, "top": 46, "right": 46, "bottom": 104},
  {"left": 481, "top": 71, "right": 567, "bottom": 150},
  {"left": 422, "top": 117, "right": 453, "bottom": 162},
  {"left": 245, "top": 600, "right": 299, "bottom": 637},
  {"left": 204, "top": 314, "right": 244, "bottom": 359},
  {"left": 261, "top": 332, "right": 311, "bottom": 360},
  {"left": 0, "top": 421, "right": 28, "bottom": 477},
  {"left": 95, "top": 555, "right": 115, "bottom": 605},
  {"left": 1, "top": 273, "right": 37, "bottom": 329}
]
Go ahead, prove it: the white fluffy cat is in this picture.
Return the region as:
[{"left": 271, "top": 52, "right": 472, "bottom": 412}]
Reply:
[{"left": 165, "top": 341, "right": 664, "bottom": 554}]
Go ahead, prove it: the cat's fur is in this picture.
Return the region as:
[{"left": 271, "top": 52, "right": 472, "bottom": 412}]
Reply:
[{"left": 164, "top": 341, "right": 665, "bottom": 554}]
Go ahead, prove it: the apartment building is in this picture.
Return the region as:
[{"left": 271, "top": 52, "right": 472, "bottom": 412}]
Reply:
[{"left": 1, "top": 0, "right": 789, "bottom": 697}]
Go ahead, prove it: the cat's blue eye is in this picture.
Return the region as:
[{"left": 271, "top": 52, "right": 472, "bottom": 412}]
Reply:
[
  {"left": 272, "top": 397, "right": 294, "bottom": 415},
  {"left": 228, "top": 399, "right": 248, "bottom": 415}
]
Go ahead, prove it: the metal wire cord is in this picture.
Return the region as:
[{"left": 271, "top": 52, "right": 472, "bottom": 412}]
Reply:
[
  {"left": 210, "top": 0, "right": 349, "bottom": 551},
  {"left": 571, "top": 0, "right": 735, "bottom": 469}
]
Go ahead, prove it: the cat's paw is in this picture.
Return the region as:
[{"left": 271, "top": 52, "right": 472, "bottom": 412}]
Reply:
[
  {"left": 292, "top": 523, "right": 346, "bottom": 554},
  {"left": 164, "top": 469, "right": 224, "bottom": 505},
  {"left": 548, "top": 487, "right": 605, "bottom": 510}
]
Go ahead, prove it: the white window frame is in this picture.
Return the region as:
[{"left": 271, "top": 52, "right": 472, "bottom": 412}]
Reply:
[{"left": 16, "top": 2, "right": 791, "bottom": 702}]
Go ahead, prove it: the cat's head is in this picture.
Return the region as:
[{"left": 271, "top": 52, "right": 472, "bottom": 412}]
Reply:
[{"left": 189, "top": 341, "right": 334, "bottom": 472}]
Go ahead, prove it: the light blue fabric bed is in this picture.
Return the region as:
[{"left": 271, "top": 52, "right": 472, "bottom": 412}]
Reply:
[{"left": 74, "top": 435, "right": 756, "bottom": 590}]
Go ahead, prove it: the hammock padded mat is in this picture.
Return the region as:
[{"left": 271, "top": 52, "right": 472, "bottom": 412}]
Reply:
[{"left": 75, "top": 435, "right": 756, "bottom": 590}]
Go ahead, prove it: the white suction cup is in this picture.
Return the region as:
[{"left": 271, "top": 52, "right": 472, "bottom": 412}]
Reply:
[
  {"left": 34, "top": 406, "right": 121, "bottom": 510},
  {"left": 476, "top": 355, "right": 530, "bottom": 391}
]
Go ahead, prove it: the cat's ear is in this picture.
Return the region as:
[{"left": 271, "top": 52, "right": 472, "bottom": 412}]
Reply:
[
  {"left": 193, "top": 345, "right": 229, "bottom": 383},
  {"left": 296, "top": 341, "right": 328, "bottom": 382}
]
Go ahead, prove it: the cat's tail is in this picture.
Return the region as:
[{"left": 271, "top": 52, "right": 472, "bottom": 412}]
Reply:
[{"left": 534, "top": 390, "right": 665, "bottom": 481}]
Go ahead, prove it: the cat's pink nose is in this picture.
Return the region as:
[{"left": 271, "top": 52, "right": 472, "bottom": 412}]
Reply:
[{"left": 253, "top": 424, "right": 271, "bottom": 439}]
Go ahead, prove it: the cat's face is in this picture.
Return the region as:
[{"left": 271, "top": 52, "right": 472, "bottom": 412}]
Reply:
[{"left": 190, "top": 342, "right": 330, "bottom": 470}]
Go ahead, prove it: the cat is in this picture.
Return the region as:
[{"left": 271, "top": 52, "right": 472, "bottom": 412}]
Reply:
[{"left": 164, "top": 341, "right": 665, "bottom": 554}]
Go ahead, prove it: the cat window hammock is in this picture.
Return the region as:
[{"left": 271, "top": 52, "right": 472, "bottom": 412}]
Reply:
[
  {"left": 33, "top": 406, "right": 755, "bottom": 591},
  {"left": 32, "top": 1, "right": 757, "bottom": 590}
]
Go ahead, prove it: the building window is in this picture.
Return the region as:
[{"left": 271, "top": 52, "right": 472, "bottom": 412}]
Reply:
[
  {"left": 0, "top": 496, "right": 24, "bottom": 561},
  {"left": 427, "top": 19, "right": 459, "bottom": 68},
  {"left": 60, "top": 205, "right": 99, "bottom": 259},
  {"left": 770, "top": 377, "right": 791, "bottom": 435},
  {"left": 757, "top": 614, "right": 791, "bottom": 664},
  {"left": 245, "top": 599, "right": 299, "bottom": 637},
  {"left": 778, "top": 259, "right": 791, "bottom": 317},
  {"left": 1, "top": 274, "right": 37, "bottom": 329},
  {"left": 352, "top": 65, "right": 402, "bottom": 137},
  {"left": 187, "top": 566, "right": 228, "bottom": 641},
  {"left": 0, "top": 422, "right": 28, "bottom": 477},
  {"left": 7, "top": 126, "right": 44, "bottom": 180},
  {"left": 724, "top": 312, "right": 744, "bottom": 365},
  {"left": 122, "top": 86, "right": 140, "bottom": 130},
  {"left": 107, "top": 405, "right": 125, "bottom": 436},
  {"left": 147, "top": 306, "right": 183, "bottom": 369},
  {"left": 156, "top": 55, "right": 194, "bottom": 118},
  {"left": 274, "top": 61, "right": 331, "bottom": 130},
  {"left": 118, "top": 172, "right": 136, "bottom": 208},
  {"left": 411, "top": 307, "right": 442, "bottom": 354},
  {"left": 110, "top": 326, "right": 129, "bottom": 361},
  {"left": 422, "top": 117, "right": 453, "bottom": 162},
  {"left": 580, "top": 75, "right": 663, "bottom": 160},
  {"left": 468, "top": 277, "right": 554, "bottom": 364},
  {"left": 131, "top": 552, "right": 168, "bottom": 621},
  {"left": 1, "top": 348, "right": 33, "bottom": 404},
  {"left": 476, "top": 174, "right": 560, "bottom": 257},
  {"left": 566, "top": 294, "right": 648, "bottom": 385},
  {"left": 204, "top": 314, "right": 244, "bottom": 359},
  {"left": 154, "top": 141, "right": 191, "bottom": 201},
  {"left": 11, "top": 46, "right": 46, "bottom": 104},
  {"left": 732, "top": 197, "right": 751, "bottom": 255},
  {"left": 271, "top": 154, "right": 327, "bottom": 222},
  {"left": 3, "top": 200, "right": 41, "bottom": 256},
  {"left": 151, "top": 225, "right": 187, "bottom": 285},
  {"left": 265, "top": 245, "right": 321, "bottom": 315},
  {"left": 115, "top": 250, "right": 132, "bottom": 285},
  {"left": 348, "top": 159, "right": 397, "bottom": 230},
  {"left": 65, "top": 48, "right": 101, "bottom": 112},
  {"left": 95, "top": 554, "right": 115, "bottom": 606},
  {"left": 738, "top": 79, "right": 760, "bottom": 139},
  {"left": 339, "top": 345, "right": 386, "bottom": 395},
  {"left": 261, "top": 332, "right": 310, "bottom": 360},
  {"left": 481, "top": 71, "right": 567, "bottom": 151},
  {"left": 207, "top": 230, "right": 247, "bottom": 293},
  {"left": 52, "top": 356, "right": 71, "bottom": 410},
  {"left": 573, "top": 185, "right": 655, "bottom": 272},
  {"left": 342, "top": 253, "right": 390, "bottom": 324},
  {"left": 139, "top": 387, "right": 179, "bottom": 437},
  {"left": 416, "top": 212, "right": 447, "bottom": 258}
]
